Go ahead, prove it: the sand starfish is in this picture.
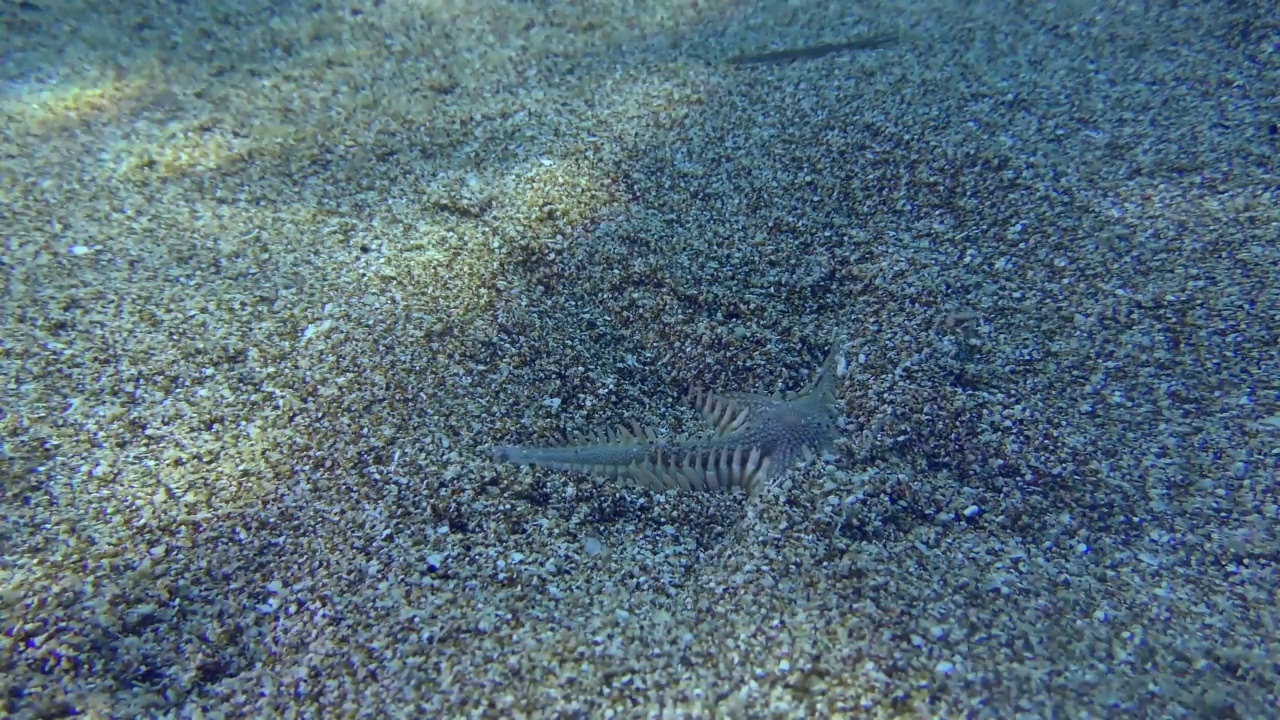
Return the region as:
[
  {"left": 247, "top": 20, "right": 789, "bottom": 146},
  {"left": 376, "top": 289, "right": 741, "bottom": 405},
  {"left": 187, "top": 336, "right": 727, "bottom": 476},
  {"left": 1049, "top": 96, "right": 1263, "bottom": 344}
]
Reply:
[{"left": 491, "top": 340, "right": 844, "bottom": 495}]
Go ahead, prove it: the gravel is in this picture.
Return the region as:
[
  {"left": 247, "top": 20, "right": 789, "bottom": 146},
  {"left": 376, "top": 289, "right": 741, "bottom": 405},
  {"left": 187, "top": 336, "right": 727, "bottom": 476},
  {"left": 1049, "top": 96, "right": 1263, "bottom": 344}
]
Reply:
[{"left": 2, "top": 0, "right": 1277, "bottom": 717}]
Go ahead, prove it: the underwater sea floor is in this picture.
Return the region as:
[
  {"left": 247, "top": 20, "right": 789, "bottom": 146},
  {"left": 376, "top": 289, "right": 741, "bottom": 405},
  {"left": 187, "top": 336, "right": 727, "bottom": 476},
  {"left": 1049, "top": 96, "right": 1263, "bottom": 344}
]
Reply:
[{"left": 2, "top": 0, "right": 1277, "bottom": 717}]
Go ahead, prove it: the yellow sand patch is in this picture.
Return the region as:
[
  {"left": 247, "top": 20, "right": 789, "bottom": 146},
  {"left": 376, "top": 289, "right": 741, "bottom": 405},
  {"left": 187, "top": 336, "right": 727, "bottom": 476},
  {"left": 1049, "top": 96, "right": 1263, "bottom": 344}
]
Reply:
[{"left": 0, "top": 72, "right": 151, "bottom": 129}]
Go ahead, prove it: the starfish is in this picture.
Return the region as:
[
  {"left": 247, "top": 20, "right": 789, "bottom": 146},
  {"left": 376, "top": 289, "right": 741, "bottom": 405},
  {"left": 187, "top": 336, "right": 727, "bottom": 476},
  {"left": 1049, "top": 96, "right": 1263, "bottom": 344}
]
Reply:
[{"left": 491, "top": 339, "right": 844, "bottom": 495}]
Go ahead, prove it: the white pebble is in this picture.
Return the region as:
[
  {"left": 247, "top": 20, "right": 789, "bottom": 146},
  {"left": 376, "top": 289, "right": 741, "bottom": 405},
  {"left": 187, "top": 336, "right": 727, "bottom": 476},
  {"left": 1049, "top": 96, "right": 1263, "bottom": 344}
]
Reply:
[{"left": 302, "top": 318, "right": 333, "bottom": 339}]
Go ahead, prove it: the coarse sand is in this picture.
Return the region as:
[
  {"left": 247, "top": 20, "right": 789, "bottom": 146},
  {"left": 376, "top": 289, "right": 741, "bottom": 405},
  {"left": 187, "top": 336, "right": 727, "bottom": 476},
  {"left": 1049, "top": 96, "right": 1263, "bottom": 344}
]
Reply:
[{"left": 2, "top": 0, "right": 1277, "bottom": 717}]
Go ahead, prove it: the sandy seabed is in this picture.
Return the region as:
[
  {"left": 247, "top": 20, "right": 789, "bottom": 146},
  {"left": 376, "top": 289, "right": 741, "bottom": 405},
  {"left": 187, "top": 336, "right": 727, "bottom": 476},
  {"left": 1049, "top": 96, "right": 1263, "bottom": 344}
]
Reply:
[{"left": 2, "top": 0, "right": 1277, "bottom": 717}]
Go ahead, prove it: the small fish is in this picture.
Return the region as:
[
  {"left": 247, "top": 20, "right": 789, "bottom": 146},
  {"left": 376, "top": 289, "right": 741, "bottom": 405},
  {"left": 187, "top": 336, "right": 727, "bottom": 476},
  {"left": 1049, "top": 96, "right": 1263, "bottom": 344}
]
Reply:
[
  {"left": 491, "top": 339, "right": 845, "bottom": 496},
  {"left": 726, "top": 34, "right": 898, "bottom": 66}
]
